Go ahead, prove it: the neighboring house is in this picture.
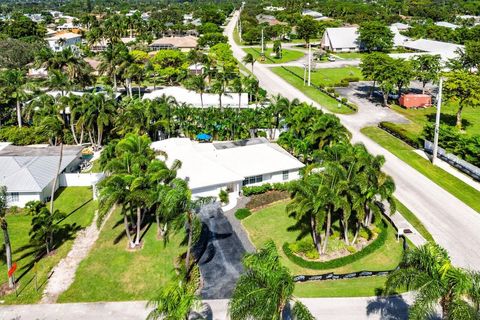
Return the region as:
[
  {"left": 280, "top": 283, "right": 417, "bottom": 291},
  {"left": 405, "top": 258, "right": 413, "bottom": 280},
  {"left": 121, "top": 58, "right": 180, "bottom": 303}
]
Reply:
[
  {"left": 401, "top": 39, "right": 464, "bottom": 61},
  {"left": 46, "top": 32, "right": 82, "bottom": 52},
  {"left": 56, "top": 22, "right": 80, "bottom": 31},
  {"left": 256, "top": 14, "right": 284, "bottom": 26},
  {"left": 264, "top": 6, "right": 285, "bottom": 12},
  {"left": 0, "top": 143, "right": 84, "bottom": 207},
  {"left": 434, "top": 21, "right": 460, "bottom": 29},
  {"left": 151, "top": 138, "right": 304, "bottom": 201},
  {"left": 302, "top": 9, "right": 328, "bottom": 21},
  {"left": 457, "top": 15, "right": 480, "bottom": 24},
  {"left": 143, "top": 86, "right": 249, "bottom": 108},
  {"left": 320, "top": 26, "right": 408, "bottom": 52},
  {"left": 391, "top": 22, "right": 410, "bottom": 31},
  {"left": 148, "top": 36, "right": 198, "bottom": 52},
  {"left": 90, "top": 37, "right": 136, "bottom": 52},
  {"left": 321, "top": 27, "right": 360, "bottom": 52}
]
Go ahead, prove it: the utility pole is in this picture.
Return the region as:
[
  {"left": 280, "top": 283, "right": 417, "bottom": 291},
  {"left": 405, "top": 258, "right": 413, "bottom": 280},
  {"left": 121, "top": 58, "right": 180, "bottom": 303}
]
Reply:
[
  {"left": 432, "top": 77, "right": 443, "bottom": 165},
  {"left": 307, "top": 43, "right": 312, "bottom": 86},
  {"left": 239, "top": 20, "right": 243, "bottom": 42},
  {"left": 261, "top": 28, "right": 265, "bottom": 62}
]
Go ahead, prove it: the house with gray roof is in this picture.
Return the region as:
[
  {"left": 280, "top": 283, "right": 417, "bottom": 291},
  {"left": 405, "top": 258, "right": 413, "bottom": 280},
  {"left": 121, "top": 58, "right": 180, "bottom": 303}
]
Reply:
[{"left": 0, "top": 143, "right": 84, "bottom": 207}]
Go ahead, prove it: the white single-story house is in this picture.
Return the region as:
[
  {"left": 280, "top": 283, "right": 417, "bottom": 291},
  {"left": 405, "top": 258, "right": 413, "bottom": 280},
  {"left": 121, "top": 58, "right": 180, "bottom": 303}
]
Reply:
[
  {"left": 320, "top": 26, "right": 409, "bottom": 52},
  {"left": 302, "top": 9, "right": 329, "bottom": 21},
  {"left": 46, "top": 32, "right": 82, "bottom": 52},
  {"left": 401, "top": 39, "right": 464, "bottom": 61},
  {"left": 0, "top": 143, "right": 84, "bottom": 207},
  {"left": 434, "top": 21, "right": 460, "bottom": 29},
  {"left": 143, "top": 86, "right": 250, "bottom": 108},
  {"left": 151, "top": 138, "right": 304, "bottom": 202},
  {"left": 391, "top": 22, "right": 410, "bottom": 31}
]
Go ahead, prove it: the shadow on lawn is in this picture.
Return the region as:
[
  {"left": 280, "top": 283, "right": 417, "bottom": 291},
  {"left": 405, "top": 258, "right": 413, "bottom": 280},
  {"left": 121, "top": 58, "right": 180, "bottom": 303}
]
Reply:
[
  {"left": 366, "top": 294, "right": 413, "bottom": 320},
  {"left": 426, "top": 113, "right": 471, "bottom": 130}
]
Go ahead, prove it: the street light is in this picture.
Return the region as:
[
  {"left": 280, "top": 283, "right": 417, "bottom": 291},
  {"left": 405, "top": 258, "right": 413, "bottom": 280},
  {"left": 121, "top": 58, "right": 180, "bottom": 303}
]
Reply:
[
  {"left": 307, "top": 43, "right": 312, "bottom": 86},
  {"left": 432, "top": 77, "right": 443, "bottom": 165}
]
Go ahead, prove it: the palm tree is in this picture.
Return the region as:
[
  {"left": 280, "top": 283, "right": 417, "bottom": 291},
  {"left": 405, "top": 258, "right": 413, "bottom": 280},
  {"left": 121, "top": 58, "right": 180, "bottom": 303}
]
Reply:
[
  {"left": 184, "top": 76, "right": 206, "bottom": 109},
  {"left": 0, "top": 186, "right": 14, "bottom": 289},
  {"left": 242, "top": 53, "right": 256, "bottom": 73},
  {"left": 385, "top": 243, "right": 471, "bottom": 320},
  {"left": 147, "top": 272, "right": 201, "bottom": 320},
  {"left": 0, "top": 69, "right": 30, "bottom": 128},
  {"left": 98, "top": 43, "right": 128, "bottom": 90},
  {"left": 229, "top": 240, "right": 314, "bottom": 320}
]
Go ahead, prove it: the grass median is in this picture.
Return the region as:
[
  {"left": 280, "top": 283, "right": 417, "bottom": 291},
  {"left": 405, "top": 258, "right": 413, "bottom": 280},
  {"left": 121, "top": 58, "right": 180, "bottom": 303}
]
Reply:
[
  {"left": 271, "top": 67, "right": 355, "bottom": 114},
  {"left": 362, "top": 126, "right": 480, "bottom": 213},
  {"left": 243, "top": 47, "right": 305, "bottom": 64}
]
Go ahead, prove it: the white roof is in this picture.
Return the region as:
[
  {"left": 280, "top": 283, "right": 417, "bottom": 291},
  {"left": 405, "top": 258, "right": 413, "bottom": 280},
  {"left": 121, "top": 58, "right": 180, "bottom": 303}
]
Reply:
[
  {"left": 403, "top": 39, "right": 464, "bottom": 59},
  {"left": 302, "top": 9, "right": 323, "bottom": 18},
  {"left": 323, "top": 27, "right": 359, "bottom": 50},
  {"left": 143, "top": 87, "right": 249, "bottom": 108},
  {"left": 391, "top": 22, "right": 410, "bottom": 30},
  {"left": 46, "top": 32, "right": 82, "bottom": 41},
  {"left": 435, "top": 21, "right": 460, "bottom": 29},
  {"left": 151, "top": 138, "right": 304, "bottom": 190},
  {"left": 151, "top": 138, "right": 244, "bottom": 189},
  {"left": 390, "top": 26, "right": 410, "bottom": 46}
]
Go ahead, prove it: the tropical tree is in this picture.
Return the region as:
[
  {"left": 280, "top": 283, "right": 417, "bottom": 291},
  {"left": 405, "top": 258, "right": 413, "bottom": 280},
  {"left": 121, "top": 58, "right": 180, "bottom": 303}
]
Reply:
[
  {"left": 273, "top": 40, "right": 282, "bottom": 59},
  {"left": 360, "top": 52, "right": 390, "bottom": 97},
  {"left": 385, "top": 243, "right": 472, "bottom": 320},
  {"left": 0, "top": 186, "right": 14, "bottom": 288},
  {"left": 98, "top": 42, "right": 129, "bottom": 90},
  {"left": 297, "top": 16, "right": 318, "bottom": 46},
  {"left": 184, "top": 75, "right": 206, "bottom": 109},
  {"left": 413, "top": 54, "right": 442, "bottom": 93},
  {"left": 229, "top": 240, "right": 314, "bottom": 320},
  {"left": 242, "top": 53, "right": 255, "bottom": 73},
  {"left": 358, "top": 21, "right": 394, "bottom": 52},
  {"left": 443, "top": 71, "right": 480, "bottom": 129},
  {"left": 0, "top": 69, "right": 30, "bottom": 128}
]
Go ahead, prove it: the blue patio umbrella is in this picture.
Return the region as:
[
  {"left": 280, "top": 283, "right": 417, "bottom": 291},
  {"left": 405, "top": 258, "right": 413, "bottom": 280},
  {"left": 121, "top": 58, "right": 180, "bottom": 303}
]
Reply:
[{"left": 196, "top": 133, "right": 212, "bottom": 141}]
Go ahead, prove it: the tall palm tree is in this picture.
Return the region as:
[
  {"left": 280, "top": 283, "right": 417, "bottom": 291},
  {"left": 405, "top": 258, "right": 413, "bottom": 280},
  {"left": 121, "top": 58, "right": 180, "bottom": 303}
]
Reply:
[
  {"left": 242, "top": 53, "right": 256, "bottom": 73},
  {"left": 184, "top": 75, "right": 206, "bottom": 109},
  {"left": 0, "top": 69, "right": 30, "bottom": 128},
  {"left": 0, "top": 186, "right": 14, "bottom": 289},
  {"left": 385, "top": 243, "right": 471, "bottom": 320},
  {"left": 98, "top": 43, "right": 128, "bottom": 90},
  {"left": 229, "top": 240, "right": 314, "bottom": 320}
]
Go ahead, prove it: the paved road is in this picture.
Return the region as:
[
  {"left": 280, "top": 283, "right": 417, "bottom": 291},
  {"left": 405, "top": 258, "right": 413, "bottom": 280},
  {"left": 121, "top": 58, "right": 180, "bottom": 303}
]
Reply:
[
  {"left": 0, "top": 295, "right": 417, "bottom": 320},
  {"left": 226, "top": 11, "right": 480, "bottom": 269},
  {"left": 197, "top": 203, "right": 245, "bottom": 299}
]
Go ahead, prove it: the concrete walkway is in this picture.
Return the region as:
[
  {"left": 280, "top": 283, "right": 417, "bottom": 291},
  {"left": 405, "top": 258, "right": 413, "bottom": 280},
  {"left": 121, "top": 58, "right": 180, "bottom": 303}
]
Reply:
[
  {"left": 40, "top": 208, "right": 114, "bottom": 303},
  {"left": 0, "top": 294, "right": 417, "bottom": 319},
  {"left": 223, "top": 197, "right": 255, "bottom": 254}
]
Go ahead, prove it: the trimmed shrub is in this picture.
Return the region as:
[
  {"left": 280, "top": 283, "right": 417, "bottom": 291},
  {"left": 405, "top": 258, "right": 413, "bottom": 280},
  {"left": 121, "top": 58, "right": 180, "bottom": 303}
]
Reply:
[
  {"left": 235, "top": 208, "right": 252, "bottom": 220},
  {"left": 242, "top": 181, "right": 293, "bottom": 196},
  {"left": 219, "top": 189, "right": 229, "bottom": 204},
  {"left": 282, "top": 221, "right": 389, "bottom": 270},
  {"left": 246, "top": 191, "right": 289, "bottom": 209},
  {"left": 379, "top": 122, "right": 421, "bottom": 148},
  {"left": 341, "top": 97, "right": 348, "bottom": 104}
]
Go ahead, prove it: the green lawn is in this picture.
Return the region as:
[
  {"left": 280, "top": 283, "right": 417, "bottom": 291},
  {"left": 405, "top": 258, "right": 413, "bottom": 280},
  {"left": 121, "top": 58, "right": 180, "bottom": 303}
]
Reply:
[
  {"left": 295, "top": 276, "right": 389, "bottom": 297},
  {"left": 243, "top": 47, "right": 305, "bottom": 64},
  {"left": 58, "top": 209, "right": 185, "bottom": 302},
  {"left": 242, "top": 202, "right": 403, "bottom": 297},
  {"left": 0, "top": 187, "right": 96, "bottom": 304},
  {"left": 283, "top": 66, "right": 363, "bottom": 87},
  {"left": 388, "top": 103, "right": 480, "bottom": 139},
  {"left": 271, "top": 67, "right": 355, "bottom": 114},
  {"left": 395, "top": 198, "right": 434, "bottom": 243},
  {"left": 362, "top": 126, "right": 480, "bottom": 214}
]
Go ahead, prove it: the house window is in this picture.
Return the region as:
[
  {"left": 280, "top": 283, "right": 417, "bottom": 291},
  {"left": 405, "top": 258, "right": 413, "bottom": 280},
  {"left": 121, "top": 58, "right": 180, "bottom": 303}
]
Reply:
[
  {"left": 242, "top": 175, "right": 263, "bottom": 186},
  {"left": 7, "top": 192, "right": 19, "bottom": 202},
  {"left": 282, "top": 170, "right": 289, "bottom": 181}
]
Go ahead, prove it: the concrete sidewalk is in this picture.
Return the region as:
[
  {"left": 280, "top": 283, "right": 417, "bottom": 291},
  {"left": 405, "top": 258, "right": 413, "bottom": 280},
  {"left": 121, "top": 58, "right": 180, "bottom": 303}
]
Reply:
[{"left": 0, "top": 295, "right": 415, "bottom": 320}]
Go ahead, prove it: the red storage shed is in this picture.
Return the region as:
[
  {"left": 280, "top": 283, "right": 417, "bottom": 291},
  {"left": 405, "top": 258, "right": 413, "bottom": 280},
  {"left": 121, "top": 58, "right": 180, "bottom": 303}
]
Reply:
[{"left": 399, "top": 94, "right": 432, "bottom": 109}]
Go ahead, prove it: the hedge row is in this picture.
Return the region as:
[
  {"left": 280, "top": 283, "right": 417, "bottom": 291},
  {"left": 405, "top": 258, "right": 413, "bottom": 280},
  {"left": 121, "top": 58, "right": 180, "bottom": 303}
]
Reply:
[
  {"left": 378, "top": 122, "right": 421, "bottom": 148},
  {"left": 282, "top": 221, "right": 389, "bottom": 270},
  {"left": 280, "top": 66, "right": 358, "bottom": 112},
  {"left": 242, "top": 181, "right": 293, "bottom": 196}
]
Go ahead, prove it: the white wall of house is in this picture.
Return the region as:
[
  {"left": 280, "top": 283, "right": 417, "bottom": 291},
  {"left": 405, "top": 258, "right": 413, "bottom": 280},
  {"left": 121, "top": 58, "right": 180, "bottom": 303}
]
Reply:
[
  {"left": 47, "top": 36, "right": 81, "bottom": 52},
  {"left": 7, "top": 192, "right": 42, "bottom": 208},
  {"left": 59, "top": 173, "right": 104, "bottom": 187},
  {"left": 191, "top": 181, "right": 242, "bottom": 199},
  {"left": 242, "top": 169, "right": 301, "bottom": 188}
]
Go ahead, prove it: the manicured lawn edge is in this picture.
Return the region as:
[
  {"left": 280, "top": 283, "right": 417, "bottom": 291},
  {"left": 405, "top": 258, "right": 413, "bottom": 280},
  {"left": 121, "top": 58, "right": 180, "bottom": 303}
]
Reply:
[
  {"left": 361, "top": 126, "right": 480, "bottom": 213},
  {"left": 282, "top": 221, "right": 389, "bottom": 270},
  {"left": 394, "top": 198, "right": 434, "bottom": 243}
]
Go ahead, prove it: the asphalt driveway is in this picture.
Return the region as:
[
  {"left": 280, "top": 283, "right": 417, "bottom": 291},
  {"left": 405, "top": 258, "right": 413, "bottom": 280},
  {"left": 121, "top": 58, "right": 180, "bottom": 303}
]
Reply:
[{"left": 197, "top": 203, "right": 246, "bottom": 299}]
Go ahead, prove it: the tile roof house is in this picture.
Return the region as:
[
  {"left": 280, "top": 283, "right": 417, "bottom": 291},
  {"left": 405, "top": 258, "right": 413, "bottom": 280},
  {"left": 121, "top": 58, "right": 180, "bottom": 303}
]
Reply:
[{"left": 0, "top": 144, "right": 84, "bottom": 207}]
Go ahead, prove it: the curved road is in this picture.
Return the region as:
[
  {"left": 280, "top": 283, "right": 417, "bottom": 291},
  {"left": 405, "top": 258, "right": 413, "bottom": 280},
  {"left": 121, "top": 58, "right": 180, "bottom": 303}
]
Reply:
[{"left": 226, "top": 11, "right": 480, "bottom": 269}]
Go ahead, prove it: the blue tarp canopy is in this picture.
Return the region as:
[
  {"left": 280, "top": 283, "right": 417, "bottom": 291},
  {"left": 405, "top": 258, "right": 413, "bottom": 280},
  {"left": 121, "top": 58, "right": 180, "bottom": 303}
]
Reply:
[{"left": 196, "top": 133, "right": 212, "bottom": 141}]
